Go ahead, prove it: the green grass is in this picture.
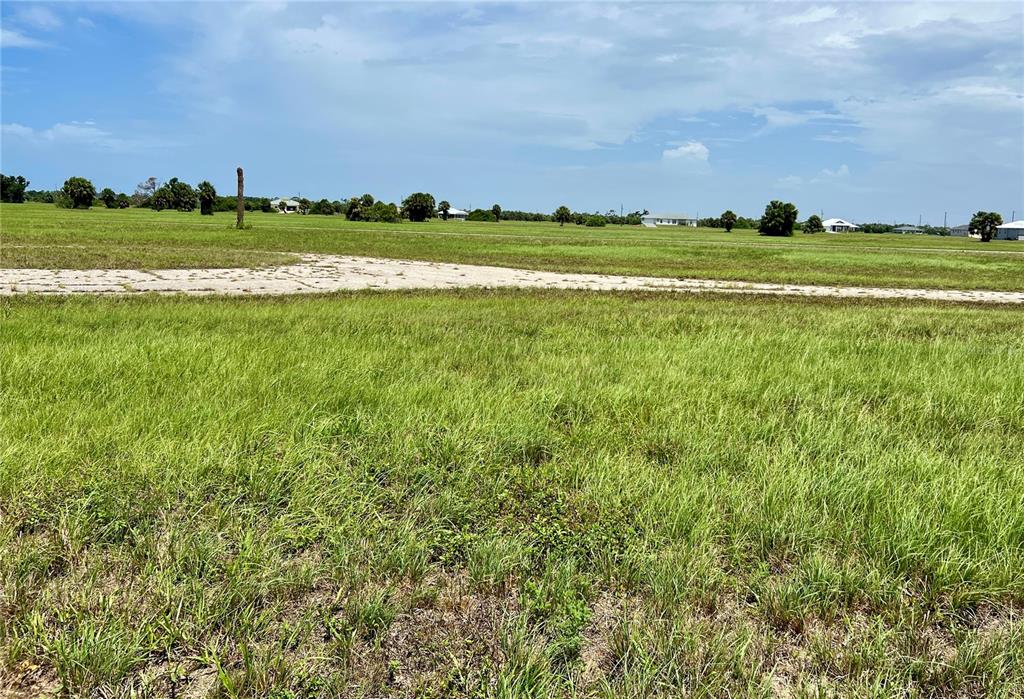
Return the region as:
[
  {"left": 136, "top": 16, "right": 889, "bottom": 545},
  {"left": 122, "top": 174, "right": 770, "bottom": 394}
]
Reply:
[
  {"left": 2, "top": 290, "right": 1023, "bottom": 696},
  {"left": 3, "top": 202, "right": 1024, "bottom": 290}
]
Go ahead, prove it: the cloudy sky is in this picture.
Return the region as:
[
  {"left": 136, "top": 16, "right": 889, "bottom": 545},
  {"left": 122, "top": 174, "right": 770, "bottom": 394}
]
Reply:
[{"left": 2, "top": 1, "right": 1021, "bottom": 223}]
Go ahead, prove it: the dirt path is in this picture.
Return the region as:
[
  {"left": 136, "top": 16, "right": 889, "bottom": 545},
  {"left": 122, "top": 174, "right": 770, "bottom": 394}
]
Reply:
[{"left": 2, "top": 254, "right": 1022, "bottom": 304}]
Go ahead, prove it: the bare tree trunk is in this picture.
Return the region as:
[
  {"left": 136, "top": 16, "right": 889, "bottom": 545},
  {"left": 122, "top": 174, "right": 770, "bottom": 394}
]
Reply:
[{"left": 236, "top": 167, "right": 244, "bottom": 229}]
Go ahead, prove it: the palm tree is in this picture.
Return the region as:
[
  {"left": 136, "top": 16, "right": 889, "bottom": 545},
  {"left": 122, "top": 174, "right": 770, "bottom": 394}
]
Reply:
[{"left": 438, "top": 200, "right": 451, "bottom": 221}]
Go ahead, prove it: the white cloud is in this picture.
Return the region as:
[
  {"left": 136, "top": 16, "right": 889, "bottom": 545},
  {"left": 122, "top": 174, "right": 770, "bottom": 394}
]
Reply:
[
  {"left": 14, "top": 5, "right": 62, "bottom": 31},
  {"left": 0, "top": 28, "right": 48, "bottom": 49},
  {"left": 818, "top": 164, "right": 850, "bottom": 179},
  {"left": 2, "top": 121, "right": 127, "bottom": 150},
  {"left": 662, "top": 141, "right": 709, "bottom": 161},
  {"left": 775, "top": 175, "right": 804, "bottom": 189}
]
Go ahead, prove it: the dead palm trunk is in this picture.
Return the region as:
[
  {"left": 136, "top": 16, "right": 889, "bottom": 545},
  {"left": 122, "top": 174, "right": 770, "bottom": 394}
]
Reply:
[{"left": 236, "top": 167, "right": 244, "bottom": 229}]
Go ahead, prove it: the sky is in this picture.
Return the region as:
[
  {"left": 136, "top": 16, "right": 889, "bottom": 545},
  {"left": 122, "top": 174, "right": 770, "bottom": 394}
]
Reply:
[{"left": 1, "top": 1, "right": 1022, "bottom": 224}]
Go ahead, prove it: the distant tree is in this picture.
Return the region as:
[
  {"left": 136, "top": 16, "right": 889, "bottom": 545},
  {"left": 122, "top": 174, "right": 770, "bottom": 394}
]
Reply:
[
  {"left": 259, "top": 198, "right": 272, "bottom": 213},
  {"left": 402, "top": 192, "right": 436, "bottom": 222},
  {"left": 970, "top": 211, "right": 1003, "bottom": 242},
  {"left": 0, "top": 174, "right": 29, "bottom": 203},
  {"left": 132, "top": 177, "right": 159, "bottom": 207},
  {"left": 759, "top": 200, "right": 799, "bottom": 236},
  {"left": 152, "top": 178, "right": 197, "bottom": 212},
  {"left": 803, "top": 214, "right": 824, "bottom": 234},
  {"left": 360, "top": 193, "right": 375, "bottom": 209},
  {"left": 584, "top": 214, "right": 607, "bottom": 227},
  {"left": 467, "top": 208, "right": 496, "bottom": 222},
  {"left": 116, "top": 193, "right": 130, "bottom": 209},
  {"left": 553, "top": 205, "right": 572, "bottom": 227},
  {"left": 98, "top": 187, "right": 117, "bottom": 208},
  {"left": 297, "top": 197, "right": 311, "bottom": 215},
  {"left": 309, "top": 198, "right": 335, "bottom": 215},
  {"left": 62, "top": 177, "right": 96, "bottom": 209},
  {"left": 720, "top": 210, "right": 737, "bottom": 232},
  {"left": 438, "top": 200, "right": 451, "bottom": 221},
  {"left": 197, "top": 181, "right": 217, "bottom": 215},
  {"left": 366, "top": 201, "right": 401, "bottom": 223},
  {"left": 491, "top": 204, "right": 502, "bottom": 222}
]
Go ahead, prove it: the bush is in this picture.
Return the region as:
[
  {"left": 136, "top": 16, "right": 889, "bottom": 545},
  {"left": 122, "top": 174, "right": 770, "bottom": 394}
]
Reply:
[
  {"left": 803, "top": 214, "right": 824, "bottom": 234},
  {"left": 759, "top": 200, "right": 798, "bottom": 237},
  {"left": 401, "top": 192, "right": 436, "bottom": 222},
  {"left": 99, "top": 187, "right": 117, "bottom": 208},
  {"left": 584, "top": 215, "right": 607, "bottom": 227},
  {"left": 365, "top": 201, "right": 401, "bottom": 223},
  {"left": 61, "top": 177, "right": 96, "bottom": 209},
  {"left": 467, "top": 209, "right": 496, "bottom": 222},
  {"left": 1, "top": 174, "right": 29, "bottom": 203}
]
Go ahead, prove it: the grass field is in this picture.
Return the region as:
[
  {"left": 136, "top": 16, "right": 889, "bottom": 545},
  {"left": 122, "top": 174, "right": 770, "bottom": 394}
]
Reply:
[
  {"left": 3, "top": 203, "right": 1024, "bottom": 291},
  {"left": 2, "top": 290, "right": 1023, "bottom": 697}
]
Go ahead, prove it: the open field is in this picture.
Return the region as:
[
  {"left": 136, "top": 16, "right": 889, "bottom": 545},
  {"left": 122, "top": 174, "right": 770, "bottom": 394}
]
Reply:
[
  {"left": 2, "top": 290, "right": 1023, "bottom": 696},
  {"left": 3, "top": 203, "right": 1024, "bottom": 291}
]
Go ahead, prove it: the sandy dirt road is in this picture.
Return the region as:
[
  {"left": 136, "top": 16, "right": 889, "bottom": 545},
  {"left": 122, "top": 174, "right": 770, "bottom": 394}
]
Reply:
[{"left": 2, "top": 254, "right": 1023, "bottom": 304}]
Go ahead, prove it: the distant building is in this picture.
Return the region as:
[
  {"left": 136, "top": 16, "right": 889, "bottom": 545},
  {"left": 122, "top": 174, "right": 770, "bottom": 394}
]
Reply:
[
  {"left": 821, "top": 218, "right": 860, "bottom": 232},
  {"left": 270, "top": 197, "right": 300, "bottom": 213},
  {"left": 893, "top": 225, "right": 924, "bottom": 234},
  {"left": 995, "top": 220, "right": 1024, "bottom": 240},
  {"left": 949, "top": 224, "right": 973, "bottom": 237},
  {"left": 446, "top": 207, "right": 468, "bottom": 221},
  {"left": 641, "top": 213, "right": 698, "bottom": 228}
]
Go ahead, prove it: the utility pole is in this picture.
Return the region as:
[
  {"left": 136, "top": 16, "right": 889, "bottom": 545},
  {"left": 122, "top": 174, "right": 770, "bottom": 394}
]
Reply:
[
  {"left": 236, "top": 167, "right": 244, "bottom": 229},
  {"left": 943, "top": 211, "right": 947, "bottom": 229},
  {"left": 918, "top": 214, "right": 922, "bottom": 227}
]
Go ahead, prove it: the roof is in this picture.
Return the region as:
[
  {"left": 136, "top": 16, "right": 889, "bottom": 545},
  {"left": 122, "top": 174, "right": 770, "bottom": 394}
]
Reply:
[
  {"left": 270, "top": 198, "right": 300, "bottom": 206},
  {"left": 447, "top": 207, "right": 468, "bottom": 216},
  {"left": 997, "top": 220, "right": 1024, "bottom": 229},
  {"left": 642, "top": 213, "right": 694, "bottom": 219},
  {"left": 894, "top": 225, "right": 923, "bottom": 232},
  {"left": 822, "top": 218, "right": 858, "bottom": 227}
]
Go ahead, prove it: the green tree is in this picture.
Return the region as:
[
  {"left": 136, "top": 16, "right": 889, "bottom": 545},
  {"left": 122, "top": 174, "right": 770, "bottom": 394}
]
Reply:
[
  {"left": 366, "top": 201, "right": 401, "bottom": 223},
  {"left": 720, "top": 210, "right": 737, "bottom": 232},
  {"left": 259, "top": 198, "right": 273, "bottom": 213},
  {"left": 438, "top": 200, "right": 451, "bottom": 221},
  {"left": 759, "top": 200, "right": 799, "bottom": 237},
  {"left": 62, "top": 177, "right": 96, "bottom": 209},
  {"left": 197, "top": 181, "right": 217, "bottom": 216},
  {"left": 803, "top": 214, "right": 824, "bottom": 234},
  {"left": 402, "top": 192, "right": 436, "bottom": 222},
  {"left": 116, "top": 193, "right": 131, "bottom": 209},
  {"left": 0, "top": 174, "right": 29, "bottom": 203},
  {"left": 553, "top": 205, "right": 572, "bottom": 227},
  {"left": 969, "top": 211, "right": 1003, "bottom": 242},
  {"left": 152, "top": 178, "right": 197, "bottom": 212},
  {"left": 491, "top": 204, "right": 502, "bottom": 222},
  {"left": 309, "top": 198, "right": 335, "bottom": 215},
  {"left": 584, "top": 215, "right": 607, "bottom": 227},
  {"left": 99, "top": 187, "right": 117, "bottom": 208}
]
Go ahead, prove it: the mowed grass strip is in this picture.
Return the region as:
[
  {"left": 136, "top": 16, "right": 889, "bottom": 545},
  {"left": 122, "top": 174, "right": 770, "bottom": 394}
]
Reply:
[
  {"left": 1, "top": 290, "right": 1022, "bottom": 696},
  {"left": 4, "top": 203, "right": 1024, "bottom": 291}
]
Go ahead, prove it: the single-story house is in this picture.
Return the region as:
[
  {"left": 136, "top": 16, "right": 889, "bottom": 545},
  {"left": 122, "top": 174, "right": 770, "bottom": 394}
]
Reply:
[
  {"left": 821, "top": 218, "right": 860, "bottom": 233},
  {"left": 949, "top": 224, "right": 973, "bottom": 237},
  {"left": 893, "top": 225, "right": 924, "bottom": 234},
  {"left": 641, "top": 213, "right": 698, "bottom": 228},
  {"left": 995, "top": 220, "right": 1024, "bottom": 240},
  {"left": 270, "top": 198, "right": 300, "bottom": 213},
  {"left": 445, "top": 207, "right": 468, "bottom": 221}
]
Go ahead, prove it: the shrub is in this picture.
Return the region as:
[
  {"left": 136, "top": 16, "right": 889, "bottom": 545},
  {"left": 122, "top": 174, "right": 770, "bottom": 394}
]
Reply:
[
  {"left": 61, "top": 177, "right": 96, "bottom": 209},
  {"left": 401, "top": 192, "right": 435, "bottom": 222},
  {"left": 0, "top": 174, "right": 29, "bottom": 203},
  {"left": 584, "top": 215, "right": 607, "bottom": 227},
  {"left": 99, "top": 187, "right": 117, "bottom": 208},
  {"left": 759, "top": 200, "right": 798, "bottom": 236}
]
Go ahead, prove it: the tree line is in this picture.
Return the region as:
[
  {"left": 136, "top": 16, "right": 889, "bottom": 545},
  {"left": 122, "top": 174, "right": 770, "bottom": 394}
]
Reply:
[{"left": 1, "top": 173, "right": 1011, "bottom": 241}]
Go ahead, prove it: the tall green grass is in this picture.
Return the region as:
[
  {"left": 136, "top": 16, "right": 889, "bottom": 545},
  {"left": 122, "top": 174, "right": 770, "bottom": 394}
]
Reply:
[
  {"left": 4, "top": 202, "right": 1024, "bottom": 291},
  {"left": 1, "top": 290, "right": 1022, "bottom": 696}
]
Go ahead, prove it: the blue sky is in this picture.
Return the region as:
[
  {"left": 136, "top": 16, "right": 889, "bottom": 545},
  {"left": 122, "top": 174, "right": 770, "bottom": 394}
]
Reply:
[{"left": 2, "top": 1, "right": 1021, "bottom": 224}]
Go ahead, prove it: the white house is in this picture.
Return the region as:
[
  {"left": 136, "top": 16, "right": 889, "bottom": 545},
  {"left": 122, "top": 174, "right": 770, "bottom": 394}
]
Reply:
[
  {"left": 821, "top": 218, "right": 860, "bottom": 232},
  {"left": 995, "top": 220, "right": 1024, "bottom": 240},
  {"left": 641, "top": 213, "right": 698, "bottom": 228},
  {"left": 893, "top": 225, "right": 924, "bottom": 234},
  {"left": 444, "top": 207, "right": 468, "bottom": 221},
  {"left": 270, "top": 197, "right": 300, "bottom": 213}
]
